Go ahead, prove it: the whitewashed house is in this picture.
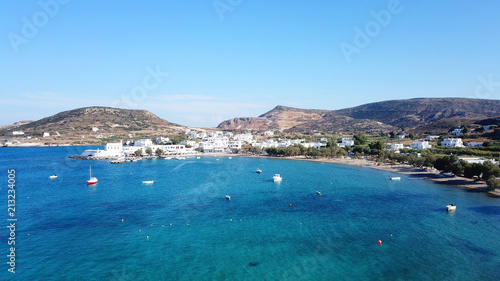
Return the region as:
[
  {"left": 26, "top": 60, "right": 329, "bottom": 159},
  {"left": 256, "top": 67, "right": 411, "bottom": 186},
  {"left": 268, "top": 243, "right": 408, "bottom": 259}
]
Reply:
[
  {"left": 390, "top": 143, "right": 404, "bottom": 150},
  {"left": 451, "top": 128, "right": 463, "bottom": 136},
  {"left": 43, "top": 132, "right": 50, "bottom": 137},
  {"left": 233, "top": 133, "right": 253, "bottom": 143},
  {"left": 467, "top": 142, "right": 483, "bottom": 147},
  {"left": 441, "top": 138, "right": 464, "bottom": 147},
  {"left": 410, "top": 141, "right": 432, "bottom": 149},
  {"left": 338, "top": 138, "right": 354, "bottom": 147},
  {"left": 12, "top": 131, "right": 24, "bottom": 136},
  {"left": 427, "top": 136, "right": 439, "bottom": 141}
]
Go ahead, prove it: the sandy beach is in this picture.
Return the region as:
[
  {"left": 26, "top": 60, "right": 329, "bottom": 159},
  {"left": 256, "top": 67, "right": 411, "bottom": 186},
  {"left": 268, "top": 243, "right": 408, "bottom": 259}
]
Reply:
[{"left": 221, "top": 154, "right": 500, "bottom": 198}]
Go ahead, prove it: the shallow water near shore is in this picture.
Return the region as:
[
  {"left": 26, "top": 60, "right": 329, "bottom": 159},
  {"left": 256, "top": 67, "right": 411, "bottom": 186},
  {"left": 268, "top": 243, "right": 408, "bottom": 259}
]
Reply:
[{"left": 1, "top": 146, "right": 500, "bottom": 280}]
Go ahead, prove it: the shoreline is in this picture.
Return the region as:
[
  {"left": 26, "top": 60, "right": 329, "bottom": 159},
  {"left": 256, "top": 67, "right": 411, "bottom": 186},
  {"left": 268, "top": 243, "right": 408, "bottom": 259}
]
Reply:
[{"left": 226, "top": 154, "right": 500, "bottom": 198}]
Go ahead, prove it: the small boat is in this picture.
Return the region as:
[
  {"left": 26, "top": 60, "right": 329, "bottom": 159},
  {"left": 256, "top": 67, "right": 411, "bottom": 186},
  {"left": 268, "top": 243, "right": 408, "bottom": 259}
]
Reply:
[
  {"left": 225, "top": 195, "right": 231, "bottom": 200},
  {"left": 446, "top": 204, "right": 456, "bottom": 212},
  {"left": 87, "top": 166, "right": 98, "bottom": 185},
  {"left": 273, "top": 174, "right": 282, "bottom": 182},
  {"left": 173, "top": 156, "right": 186, "bottom": 160},
  {"left": 49, "top": 175, "right": 58, "bottom": 179},
  {"left": 316, "top": 191, "right": 322, "bottom": 196},
  {"left": 256, "top": 168, "right": 262, "bottom": 174},
  {"left": 228, "top": 157, "right": 232, "bottom": 159},
  {"left": 111, "top": 157, "right": 125, "bottom": 164},
  {"left": 390, "top": 177, "right": 401, "bottom": 181},
  {"left": 142, "top": 180, "right": 154, "bottom": 184},
  {"left": 196, "top": 157, "right": 201, "bottom": 159}
]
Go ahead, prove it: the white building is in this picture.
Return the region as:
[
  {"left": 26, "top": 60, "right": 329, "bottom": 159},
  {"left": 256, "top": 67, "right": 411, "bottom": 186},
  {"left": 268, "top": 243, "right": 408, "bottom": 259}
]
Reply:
[
  {"left": 427, "top": 136, "right": 440, "bottom": 141},
  {"left": 338, "top": 138, "right": 354, "bottom": 147},
  {"left": 228, "top": 140, "right": 243, "bottom": 150},
  {"left": 460, "top": 158, "right": 498, "bottom": 165},
  {"left": 451, "top": 128, "right": 463, "bottom": 136},
  {"left": 410, "top": 141, "right": 432, "bottom": 149},
  {"left": 156, "top": 137, "right": 170, "bottom": 144},
  {"left": 12, "top": 131, "right": 24, "bottom": 136},
  {"left": 467, "top": 142, "right": 483, "bottom": 147},
  {"left": 441, "top": 138, "right": 464, "bottom": 148},
  {"left": 397, "top": 135, "right": 405, "bottom": 139},
  {"left": 43, "top": 132, "right": 50, "bottom": 138},
  {"left": 391, "top": 143, "right": 404, "bottom": 150},
  {"left": 233, "top": 133, "right": 253, "bottom": 143},
  {"left": 134, "top": 139, "right": 153, "bottom": 147},
  {"left": 92, "top": 127, "right": 100, "bottom": 132},
  {"left": 262, "top": 130, "right": 274, "bottom": 136}
]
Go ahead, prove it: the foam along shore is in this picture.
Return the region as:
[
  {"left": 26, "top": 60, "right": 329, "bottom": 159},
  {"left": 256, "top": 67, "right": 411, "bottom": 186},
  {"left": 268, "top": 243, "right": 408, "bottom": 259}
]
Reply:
[{"left": 232, "top": 154, "right": 500, "bottom": 198}]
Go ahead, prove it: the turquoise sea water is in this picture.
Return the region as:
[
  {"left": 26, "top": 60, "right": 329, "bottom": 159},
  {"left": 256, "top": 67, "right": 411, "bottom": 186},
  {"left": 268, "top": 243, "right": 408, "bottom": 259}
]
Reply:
[{"left": 1, "top": 146, "right": 500, "bottom": 280}]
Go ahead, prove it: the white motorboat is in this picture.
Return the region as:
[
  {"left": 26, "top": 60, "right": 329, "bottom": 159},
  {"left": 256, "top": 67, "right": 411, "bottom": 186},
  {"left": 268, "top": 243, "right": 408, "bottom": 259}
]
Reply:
[
  {"left": 225, "top": 195, "right": 231, "bottom": 200},
  {"left": 49, "top": 175, "right": 58, "bottom": 179},
  {"left": 273, "top": 174, "right": 282, "bottom": 182},
  {"left": 228, "top": 157, "right": 232, "bottom": 159},
  {"left": 446, "top": 204, "right": 456, "bottom": 212},
  {"left": 256, "top": 168, "right": 262, "bottom": 174},
  {"left": 142, "top": 180, "right": 154, "bottom": 184},
  {"left": 390, "top": 177, "right": 401, "bottom": 181}
]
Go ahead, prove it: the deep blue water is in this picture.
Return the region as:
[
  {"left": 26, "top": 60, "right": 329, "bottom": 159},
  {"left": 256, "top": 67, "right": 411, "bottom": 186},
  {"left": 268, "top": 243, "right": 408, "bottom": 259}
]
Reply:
[{"left": 0, "top": 146, "right": 499, "bottom": 280}]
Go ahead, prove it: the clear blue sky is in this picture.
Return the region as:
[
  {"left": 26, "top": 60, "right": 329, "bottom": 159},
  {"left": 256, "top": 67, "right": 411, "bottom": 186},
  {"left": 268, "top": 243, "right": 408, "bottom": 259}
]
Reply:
[{"left": 1, "top": 0, "right": 499, "bottom": 127}]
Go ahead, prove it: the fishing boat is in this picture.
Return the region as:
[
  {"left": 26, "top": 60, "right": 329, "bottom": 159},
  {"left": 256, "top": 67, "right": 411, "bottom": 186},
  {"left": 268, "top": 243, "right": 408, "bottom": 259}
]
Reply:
[
  {"left": 49, "top": 175, "right": 58, "bottom": 179},
  {"left": 273, "top": 174, "right": 282, "bottom": 182},
  {"left": 142, "top": 180, "right": 154, "bottom": 184},
  {"left": 316, "top": 191, "right": 322, "bottom": 196},
  {"left": 87, "top": 166, "right": 98, "bottom": 185},
  {"left": 446, "top": 204, "right": 456, "bottom": 212},
  {"left": 390, "top": 177, "right": 401, "bottom": 180},
  {"left": 256, "top": 168, "right": 262, "bottom": 174},
  {"left": 225, "top": 195, "right": 231, "bottom": 200}
]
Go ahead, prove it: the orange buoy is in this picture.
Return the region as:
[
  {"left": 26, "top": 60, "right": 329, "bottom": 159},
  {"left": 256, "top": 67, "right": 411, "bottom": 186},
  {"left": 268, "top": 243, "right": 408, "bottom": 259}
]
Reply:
[
  {"left": 378, "top": 240, "right": 382, "bottom": 245},
  {"left": 105, "top": 205, "right": 107, "bottom": 208},
  {"left": 289, "top": 204, "right": 292, "bottom": 207}
]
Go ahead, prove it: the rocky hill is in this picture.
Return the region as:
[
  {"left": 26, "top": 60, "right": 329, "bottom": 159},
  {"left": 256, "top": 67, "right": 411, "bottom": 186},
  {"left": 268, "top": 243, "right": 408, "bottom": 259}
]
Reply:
[
  {"left": 218, "top": 98, "right": 500, "bottom": 133},
  {"left": 0, "top": 107, "right": 184, "bottom": 144}
]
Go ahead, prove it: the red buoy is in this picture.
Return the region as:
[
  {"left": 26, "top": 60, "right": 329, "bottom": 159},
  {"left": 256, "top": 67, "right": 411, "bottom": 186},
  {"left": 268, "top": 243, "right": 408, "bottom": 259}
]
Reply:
[{"left": 378, "top": 240, "right": 382, "bottom": 245}]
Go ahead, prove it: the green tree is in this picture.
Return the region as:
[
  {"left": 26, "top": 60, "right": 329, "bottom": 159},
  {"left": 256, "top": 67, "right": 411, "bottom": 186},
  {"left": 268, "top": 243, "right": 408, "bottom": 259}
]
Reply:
[
  {"left": 145, "top": 147, "right": 153, "bottom": 155},
  {"left": 368, "top": 141, "right": 384, "bottom": 151},
  {"left": 408, "top": 133, "right": 416, "bottom": 140},
  {"left": 486, "top": 175, "right": 500, "bottom": 189},
  {"left": 134, "top": 149, "right": 143, "bottom": 156},
  {"left": 155, "top": 148, "right": 164, "bottom": 156},
  {"left": 353, "top": 134, "right": 367, "bottom": 145}
]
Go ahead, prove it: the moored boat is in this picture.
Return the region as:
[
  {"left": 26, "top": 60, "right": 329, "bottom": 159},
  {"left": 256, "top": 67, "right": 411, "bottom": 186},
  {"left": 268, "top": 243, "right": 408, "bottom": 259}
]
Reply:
[
  {"left": 446, "top": 204, "right": 456, "bottom": 212},
  {"left": 142, "top": 180, "right": 154, "bottom": 184},
  {"left": 87, "top": 166, "right": 98, "bottom": 185},
  {"left": 49, "top": 175, "right": 58, "bottom": 179},
  {"left": 256, "top": 168, "right": 262, "bottom": 174},
  {"left": 390, "top": 177, "right": 401, "bottom": 180},
  {"left": 225, "top": 195, "right": 231, "bottom": 200},
  {"left": 273, "top": 174, "right": 282, "bottom": 182}
]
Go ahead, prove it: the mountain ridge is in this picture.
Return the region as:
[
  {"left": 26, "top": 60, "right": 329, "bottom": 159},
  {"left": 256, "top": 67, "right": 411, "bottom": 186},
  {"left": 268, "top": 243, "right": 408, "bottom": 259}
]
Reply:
[{"left": 218, "top": 98, "right": 500, "bottom": 133}]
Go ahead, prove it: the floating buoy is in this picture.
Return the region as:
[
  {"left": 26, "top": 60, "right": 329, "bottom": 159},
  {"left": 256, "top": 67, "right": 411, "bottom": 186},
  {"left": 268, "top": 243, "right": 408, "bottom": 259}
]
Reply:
[
  {"left": 105, "top": 205, "right": 107, "bottom": 208},
  {"left": 147, "top": 236, "right": 149, "bottom": 240},
  {"left": 378, "top": 240, "right": 382, "bottom": 245},
  {"left": 300, "top": 223, "right": 302, "bottom": 225},
  {"left": 170, "top": 223, "right": 172, "bottom": 226},
  {"left": 122, "top": 219, "right": 124, "bottom": 222},
  {"left": 289, "top": 204, "right": 292, "bottom": 207},
  {"left": 27, "top": 197, "right": 29, "bottom": 199},
  {"left": 139, "top": 229, "right": 141, "bottom": 232},
  {"left": 28, "top": 234, "right": 30, "bottom": 236}
]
